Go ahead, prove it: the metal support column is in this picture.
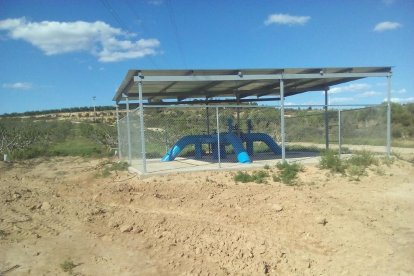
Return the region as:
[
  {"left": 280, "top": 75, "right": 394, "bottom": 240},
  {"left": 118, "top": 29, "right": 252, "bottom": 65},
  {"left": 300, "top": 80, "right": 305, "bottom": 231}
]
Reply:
[
  {"left": 138, "top": 80, "right": 147, "bottom": 173},
  {"left": 324, "top": 88, "right": 329, "bottom": 150},
  {"left": 236, "top": 96, "right": 241, "bottom": 136},
  {"left": 216, "top": 106, "right": 221, "bottom": 168},
  {"left": 125, "top": 96, "right": 132, "bottom": 165},
  {"left": 206, "top": 98, "right": 211, "bottom": 154},
  {"left": 115, "top": 104, "right": 121, "bottom": 159},
  {"left": 338, "top": 110, "right": 342, "bottom": 158},
  {"left": 206, "top": 98, "right": 210, "bottom": 135},
  {"left": 280, "top": 79, "right": 286, "bottom": 162},
  {"left": 386, "top": 74, "right": 392, "bottom": 157}
]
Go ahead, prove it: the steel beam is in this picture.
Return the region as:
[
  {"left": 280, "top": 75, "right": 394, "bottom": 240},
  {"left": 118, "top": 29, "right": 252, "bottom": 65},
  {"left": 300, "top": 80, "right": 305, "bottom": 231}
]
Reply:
[{"left": 134, "top": 72, "right": 389, "bottom": 83}]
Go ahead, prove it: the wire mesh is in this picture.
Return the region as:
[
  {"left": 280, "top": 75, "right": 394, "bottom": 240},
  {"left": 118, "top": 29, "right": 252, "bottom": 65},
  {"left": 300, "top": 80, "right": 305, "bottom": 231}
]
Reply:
[{"left": 117, "top": 104, "right": 388, "bottom": 174}]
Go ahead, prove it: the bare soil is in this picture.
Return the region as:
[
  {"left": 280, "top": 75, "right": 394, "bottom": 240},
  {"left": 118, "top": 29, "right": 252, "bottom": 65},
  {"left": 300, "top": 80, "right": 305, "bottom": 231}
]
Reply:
[{"left": 1, "top": 157, "right": 413, "bottom": 275}]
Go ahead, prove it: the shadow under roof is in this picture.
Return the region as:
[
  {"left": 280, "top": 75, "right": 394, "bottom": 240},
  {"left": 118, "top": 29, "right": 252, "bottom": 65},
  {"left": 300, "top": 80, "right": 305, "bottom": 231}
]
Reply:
[{"left": 113, "top": 67, "right": 391, "bottom": 104}]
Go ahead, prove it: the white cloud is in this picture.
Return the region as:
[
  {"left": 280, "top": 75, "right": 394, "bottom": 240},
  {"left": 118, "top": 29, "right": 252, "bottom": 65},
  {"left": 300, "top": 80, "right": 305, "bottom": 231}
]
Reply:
[
  {"left": 382, "top": 0, "right": 396, "bottom": 5},
  {"left": 374, "top": 21, "right": 402, "bottom": 32},
  {"left": 328, "top": 83, "right": 371, "bottom": 94},
  {"left": 264, "top": 13, "right": 310, "bottom": 26},
  {"left": 148, "top": 0, "right": 163, "bottom": 5},
  {"left": 386, "top": 97, "right": 414, "bottom": 103},
  {"left": 358, "top": 91, "right": 382, "bottom": 97},
  {"left": 394, "top": 88, "right": 407, "bottom": 94},
  {"left": 329, "top": 97, "right": 355, "bottom": 104},
  {"left": 0, "top": 17, "right": 160, "bottom": 62},
  {"left": 2, "top": 82, "right": 32, "bottom": 90}
]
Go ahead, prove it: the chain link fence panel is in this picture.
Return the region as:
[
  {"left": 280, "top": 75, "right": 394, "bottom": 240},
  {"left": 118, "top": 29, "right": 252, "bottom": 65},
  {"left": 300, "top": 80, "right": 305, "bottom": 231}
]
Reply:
[{"left": 117, "top": 104, "right": 388, "bottom": 174}]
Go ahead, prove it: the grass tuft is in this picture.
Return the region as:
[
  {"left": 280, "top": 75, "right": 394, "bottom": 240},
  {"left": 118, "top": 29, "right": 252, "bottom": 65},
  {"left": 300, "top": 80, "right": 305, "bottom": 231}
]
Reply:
[
  {"left": 319, "top": 150, "right": 346, "bottom": 174},
  {"left": 234, "top": 170, "right": 269, "bottom": 184},
  {"left": 274, "top": 162, "right": 303, "bottom": 185},
  {"left": 60, "top": 259, "right": 76, "bottom": 274}
]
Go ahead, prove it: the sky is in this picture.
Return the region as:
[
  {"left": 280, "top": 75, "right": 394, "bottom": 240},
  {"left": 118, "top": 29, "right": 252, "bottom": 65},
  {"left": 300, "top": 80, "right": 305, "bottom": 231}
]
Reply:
[{"left": 0, "top": 0, "right": 413, "bottom": 114}]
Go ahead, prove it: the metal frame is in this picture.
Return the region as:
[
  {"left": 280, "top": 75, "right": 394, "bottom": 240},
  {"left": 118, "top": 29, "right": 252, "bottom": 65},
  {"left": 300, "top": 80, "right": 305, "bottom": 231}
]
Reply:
[
  {"left": 132, "top": 72, "right": 388, "bottom": 83},
  {"left": 114, "top": 67, "right": 393, "bottom": 174}
]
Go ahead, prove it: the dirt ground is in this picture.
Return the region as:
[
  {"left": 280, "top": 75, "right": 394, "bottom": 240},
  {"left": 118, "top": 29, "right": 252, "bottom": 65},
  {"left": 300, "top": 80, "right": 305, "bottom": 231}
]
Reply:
[{"left": 0, "top": 156, "right": 413, "bottom": 275}]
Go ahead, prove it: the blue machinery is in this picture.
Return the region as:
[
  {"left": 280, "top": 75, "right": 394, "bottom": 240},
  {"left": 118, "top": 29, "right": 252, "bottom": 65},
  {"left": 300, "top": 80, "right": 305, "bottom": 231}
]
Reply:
[{"left": 162, "top": 119, "right": 282, "bottom": 163}]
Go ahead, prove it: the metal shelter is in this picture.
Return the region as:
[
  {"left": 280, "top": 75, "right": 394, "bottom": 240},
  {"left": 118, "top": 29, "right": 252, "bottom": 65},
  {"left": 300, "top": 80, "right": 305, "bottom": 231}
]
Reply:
[{"left": 113, "top": 67, "right": 393, "bottom": 174}]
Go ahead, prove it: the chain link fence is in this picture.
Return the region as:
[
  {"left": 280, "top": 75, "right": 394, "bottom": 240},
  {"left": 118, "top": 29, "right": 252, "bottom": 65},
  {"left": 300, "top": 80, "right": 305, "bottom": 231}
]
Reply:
[{"left": 117, "top": 104, "right": 388, "bottom": 174}]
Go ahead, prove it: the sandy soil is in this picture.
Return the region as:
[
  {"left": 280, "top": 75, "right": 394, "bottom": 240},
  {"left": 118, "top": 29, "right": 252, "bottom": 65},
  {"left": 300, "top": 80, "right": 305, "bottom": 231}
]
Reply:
[{"left": 0, "top": 156, "right": 413, "bottom": 275}]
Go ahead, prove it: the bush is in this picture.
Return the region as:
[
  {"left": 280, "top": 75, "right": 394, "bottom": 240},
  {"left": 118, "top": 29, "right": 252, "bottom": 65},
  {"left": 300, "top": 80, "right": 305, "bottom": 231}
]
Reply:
[
  {"left": 319, "top": 150, "right": 381, "bottom": 181},
  {"left": 274, "top": 162, "right": 303, "bottom": 185},
  {"left": 346, "top": 150, "right": 378, "bottom": 168},
  {"left": 345, "top": 151, "right": 379, "bottom": 180},
  {"left": 319, "top": 150, "right": 346, "bottom": 174},
  {"left": 60, "top": 259, "right": 76, "bottom": 273},
  {"left": 234, "top": 170, "right": 269, "bottom": 184}
]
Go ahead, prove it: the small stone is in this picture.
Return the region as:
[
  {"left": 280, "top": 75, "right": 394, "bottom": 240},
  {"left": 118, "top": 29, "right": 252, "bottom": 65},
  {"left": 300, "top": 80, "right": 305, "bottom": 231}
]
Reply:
[
  {"left": 12, "top": 192, "right": 22, "bottom": 200},
  {"left": 120, "top": 224, "right": 133, "bottom": 233},
  {"left": 317, "top": 217, "right": 328, "bottom": 225},
  {"left": 209, "top": 194, "right": 214, "bottom": 199},
  {"left": 132, "top": 227, "right": 143, "bottom": 234},
  {"left": 40, "top": 202, "right": 51, "bottom": 210},
  {"left": 272, "top": 204, "right": 284, "bottom": 212},
  {"left": 108, "top": 221, "right": 119, "bottom": 228}
]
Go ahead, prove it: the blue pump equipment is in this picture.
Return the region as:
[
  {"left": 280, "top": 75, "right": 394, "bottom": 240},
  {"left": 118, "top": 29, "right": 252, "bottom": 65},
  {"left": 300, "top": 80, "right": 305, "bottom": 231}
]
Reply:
[{"left": 161, "top": 118, "right": 281, "bottom": 163}]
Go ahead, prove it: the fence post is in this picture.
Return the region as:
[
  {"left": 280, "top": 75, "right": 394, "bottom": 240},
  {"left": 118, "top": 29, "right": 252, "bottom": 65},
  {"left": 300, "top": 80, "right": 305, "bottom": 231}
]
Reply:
[
  {"left": 115, "top": 104, "right": 121, "bottom": 159},
  {"left": 138, "top": 80, "right": 147, "bottom": 173},
  {"left": 386, "top": 74, "right": 392, "bottom": 157},
  {"left": 280, "top": 79, "right": 286, "bottom": 162},
  {"left": 324, "top": 88, "right": 329, "bottom": 150},
  {"left": 216, "top": 106, "right": 221, "bottom": 168},
  {"left": 125, "top": 96, "right": 132, "bottom": 165},
  {"left": 338, "top": 109, "right": 342, "bottom": 158}
]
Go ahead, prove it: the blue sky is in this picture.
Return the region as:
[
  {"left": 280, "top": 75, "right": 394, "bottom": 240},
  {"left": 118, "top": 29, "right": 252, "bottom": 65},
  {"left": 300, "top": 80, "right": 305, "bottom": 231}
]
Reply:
[{"left": 0, "top": 0, "right": 413, "bottom": 114}]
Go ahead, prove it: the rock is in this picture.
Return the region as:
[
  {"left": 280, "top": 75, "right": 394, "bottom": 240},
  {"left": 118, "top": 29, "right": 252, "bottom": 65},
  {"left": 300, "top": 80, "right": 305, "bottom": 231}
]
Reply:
[
  {"left": 317, "top": 217, "right": 328, "bottom": 225},
  {"left": 208, "top": 193, "right": 214, "bottom": 199},
  {"left": 12, "top": 192, "right": 22, "bottom": 200},
  {"left": 132, "top": 227, "right": 143, "bottom": 234},
  {"left": 272, "top": 204, "right": 284, "bottom": 212},
  {"left": 195, "top": 247, "right": 202, "bottom": 254},
  {"left": 120, "top": 224, "right": 133, "bottom": 233},
  {"left": 40, "top": 202, "right": 51, "bottom": 210}
]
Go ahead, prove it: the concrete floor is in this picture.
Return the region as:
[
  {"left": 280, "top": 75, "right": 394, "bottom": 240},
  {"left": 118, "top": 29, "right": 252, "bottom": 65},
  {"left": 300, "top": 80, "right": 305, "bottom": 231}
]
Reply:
[{"left": 129, "top": 151, "right": 322, "bottom": 176}]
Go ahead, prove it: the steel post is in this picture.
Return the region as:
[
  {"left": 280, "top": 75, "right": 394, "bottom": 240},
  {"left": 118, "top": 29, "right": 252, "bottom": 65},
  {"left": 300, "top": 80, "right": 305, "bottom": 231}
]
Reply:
[
  {"left": 387, "top": 74, "right": 392, "bottom": 157},
  {"left": 324, "top": 88, "right": 329, "bottom": 150},
  {"left": 125, "top": 96, "right": 132, "bottom": 165},
  {"left": 280, "top": 79, "right": 286, "bottom": 162},
  {"left": 138, "top": 80, "right": 147, "bottom": 173},
  {"left": 338, "top": 109, "right": 342, "bottom": 158},
  {"left": 115, "top": 104, "right": 121, "bottom": 159},
  {"left": 216, "top": 106, "right": 221, "bottom": 168}
]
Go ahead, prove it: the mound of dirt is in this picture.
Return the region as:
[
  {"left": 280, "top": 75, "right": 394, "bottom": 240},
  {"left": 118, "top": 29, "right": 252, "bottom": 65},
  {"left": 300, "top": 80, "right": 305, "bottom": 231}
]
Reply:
[{"left": 1, "top": 157, "right": 413, "bottom": 275}]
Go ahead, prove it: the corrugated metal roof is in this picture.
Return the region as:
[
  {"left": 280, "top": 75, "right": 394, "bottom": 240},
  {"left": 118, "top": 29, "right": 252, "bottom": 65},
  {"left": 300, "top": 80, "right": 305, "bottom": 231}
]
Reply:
[{"left": 113, "top": 67, "right": 391, "bottom": 103}]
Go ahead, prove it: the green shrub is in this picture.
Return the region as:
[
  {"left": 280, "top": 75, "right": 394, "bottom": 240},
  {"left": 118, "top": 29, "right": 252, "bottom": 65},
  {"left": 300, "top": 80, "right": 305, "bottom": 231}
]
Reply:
[
  {"left": 319, "top": 150, "right": 346, "bottom": 174},
  {"left": 347, "top": 150, "right": 378, "bottom": 168},
  {"left": 274, "top": 162, "right": 303, "bottom": 185},
  {"left": 60, "top": 259, "right": 76, "bottom": 273},
  {"left": 347, "top": 164, "right": 367, "bottom": 181},
  {"left": 234, "top": 170, "right": 269, "bottom": 184},
  {"left": 110, "top": 161, "right": 129, "bottom": 171},
  {"left": 234, "top": 171, "right": 252, "bottom": 183}
]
